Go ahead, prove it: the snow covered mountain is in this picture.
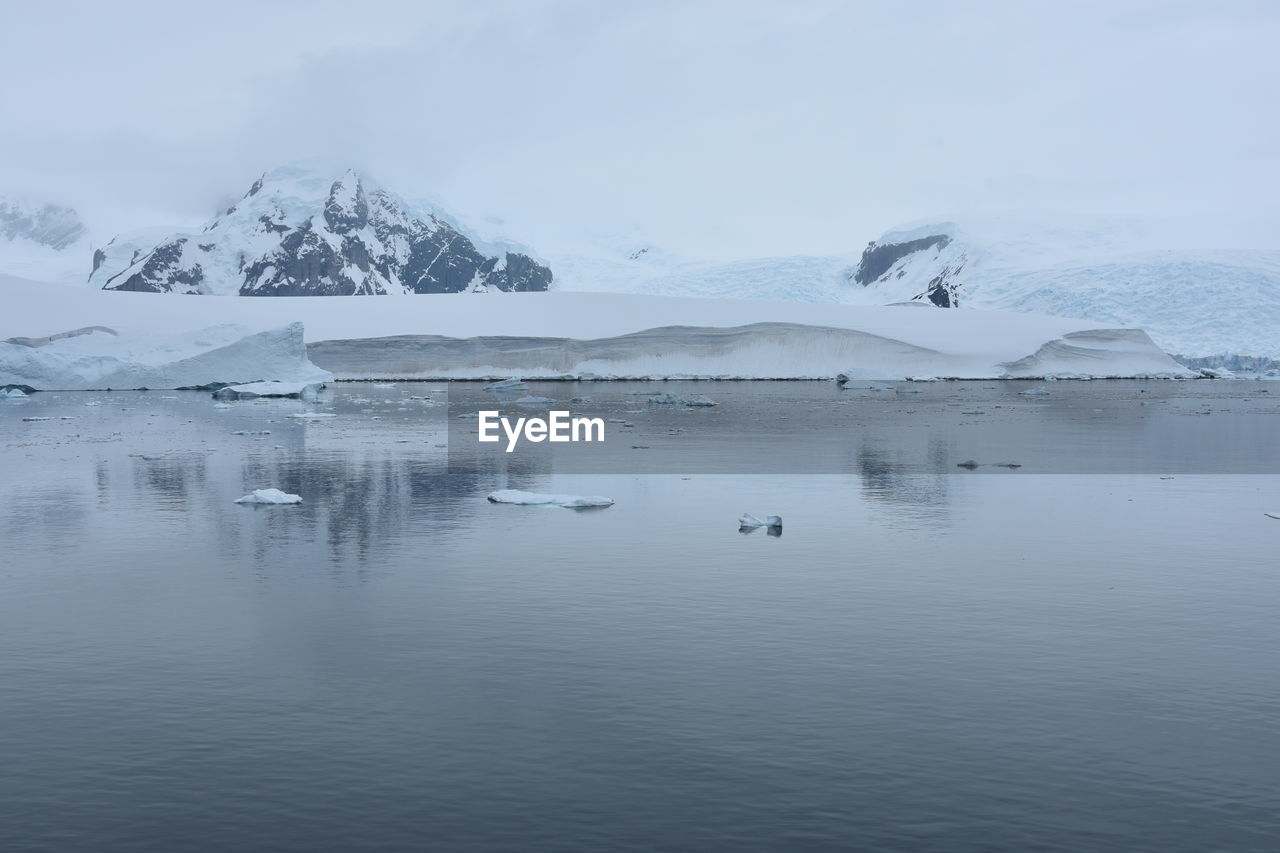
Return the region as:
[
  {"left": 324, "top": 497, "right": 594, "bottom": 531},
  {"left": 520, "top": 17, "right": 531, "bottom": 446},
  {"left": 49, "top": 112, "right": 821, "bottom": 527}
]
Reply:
[
  {"left": 0, "top": 197, "right": 92, "bottom": 285},
  {"left": 848, "top": 220, "right": 1280, "bottom": 359},
  {"left": 89, "top": 168, "right": 552, "bottom": 296},
  {"left": 552, "top": 219, "right": 1280, "bottom": 359}
]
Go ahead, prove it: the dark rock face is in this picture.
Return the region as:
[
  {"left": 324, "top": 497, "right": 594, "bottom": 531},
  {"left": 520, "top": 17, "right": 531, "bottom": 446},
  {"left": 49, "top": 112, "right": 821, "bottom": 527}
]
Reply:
[
  {"left": 919, "top": 261, "right": 965, "bottom": 308},
  {"left": 0, "top": 200, "right": 87, "bottom": 250},
  {"left": 853, "top": 234, "right": 951, "bottom": 284},
  {"left": 100, "top": 170, "right": 553, "bottom": 296},
  {"left": 103, "top": 238, "right": 205, "bottom": 293}
]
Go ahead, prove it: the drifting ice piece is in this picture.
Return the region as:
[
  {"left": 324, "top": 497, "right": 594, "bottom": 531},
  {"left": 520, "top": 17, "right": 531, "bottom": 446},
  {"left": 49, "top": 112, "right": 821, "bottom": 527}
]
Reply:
[
  {"left": 1266, "top": 513, "right": 1280, "bottom": 520},
  {"left": 685, "top": 394, "right": 717, "bottom": 407},
  {"left": 2, "top": 388, "right": 27, "bottom": 398},
  {"left": 648, "top": 393, "right": 685, "bottom": 405},
  {"left": 516, "top": 396, "right": 556, "bottom": 405},
  {"left": 739, "top": 513, "right": 782, "bottom": 529},
  {"left": 213, "top": 381, "right": 325, "bottom": 400},
  {"left": 487, "top": 489, "right": 614, "bottom": 508},
  {"left": 234, "top": 488, "right": 302, "bottom": 505}
]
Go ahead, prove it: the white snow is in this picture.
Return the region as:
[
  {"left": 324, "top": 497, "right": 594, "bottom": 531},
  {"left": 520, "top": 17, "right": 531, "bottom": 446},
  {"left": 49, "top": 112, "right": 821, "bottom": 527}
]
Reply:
[
  {"left": 0, "top": 312, "right": 331, "bottom": 390},
  {"left": 547, "top": 216, "right": 1280, "bottom": 359},
  {"left": 234, "top": 488, "right": 302, "bottom": 505},
  {"left": 0, "top": 197, "right": 93, "bottom": 286},
  {"left": 487, "top": 489, "right": 614, "bottom": 508},
  {"left": 999, "top": 329, "right": 1191, "bottom": 379},
  {"left": 840, "top": 217, "right": 1280, "bottom": 359}
]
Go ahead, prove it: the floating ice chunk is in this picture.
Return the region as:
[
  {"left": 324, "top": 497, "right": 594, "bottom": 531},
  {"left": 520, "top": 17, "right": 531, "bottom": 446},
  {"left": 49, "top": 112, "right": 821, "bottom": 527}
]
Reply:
[
  {"left": 484, "top": 378, "right": 526, "bottom": 392},
  {"left": 289, "top": 412, "right": 336, "bottom": 419},
  {"left": 1018, "top": 387, "right": 1052, "bottom": 396},
  {"left": 213, "top": 381, "right": 325, "bottom": 400},
  {"left": 739, "top": 513, "right": 782, "bottom": 529},
  {"left": 212, "top": 402, "right": 234, "bottom": 409},
  {"left": 372, "top": 383, "right": 395, "bottom": 388},
  {"left": 515, "top": 396, "right": 555, "bottom": 405},
  {"left": 22, "top": 416, "right": 51, "bottom": 422},
  {"left": 685, "top": 394, "right": 717, "bottom": 407},
  {"left": 648, "top": 393, "right": 685, "bottom": 405},
  {"left": 1266, "top": 513, "right": 1280, "bottom": 520},
  {"left": 487, "top": 489, "right": 614, "bottom": 508},
  {"left": 235, "top": 488, "right": 302, "bottom": 505},
  {"left": 570, "top": 396, "right": 594, "bottom": 404},
  {"left": 2, "top": 388, "right": 28, "bottom": 398},
  {"left": 232, "top": 430, "right": 272, "bottom": 435}
]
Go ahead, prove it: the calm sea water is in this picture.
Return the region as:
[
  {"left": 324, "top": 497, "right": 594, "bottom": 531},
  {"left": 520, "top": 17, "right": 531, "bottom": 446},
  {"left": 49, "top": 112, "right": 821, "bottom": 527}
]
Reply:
[{"left": 1, "top": 382, "right": 1278, "bottom": 852}]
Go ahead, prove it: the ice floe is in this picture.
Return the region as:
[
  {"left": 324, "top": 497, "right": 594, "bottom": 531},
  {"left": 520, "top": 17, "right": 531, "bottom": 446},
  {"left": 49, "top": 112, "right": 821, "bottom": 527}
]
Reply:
[
  {"left": 487, "top": 489, "right": 614, "bottom": 508},
  {"left": 234, "top": 488, "right": 302, "bottom": 505},
  {"left": 212, "top": 380, "right": 325, "bottom": 400}
]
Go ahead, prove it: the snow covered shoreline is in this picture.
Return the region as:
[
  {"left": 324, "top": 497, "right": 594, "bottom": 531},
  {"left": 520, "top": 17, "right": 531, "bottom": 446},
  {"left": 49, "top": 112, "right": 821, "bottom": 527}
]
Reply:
[{"left": 0, "top": 276, "right": 1199, "bottom": 384}]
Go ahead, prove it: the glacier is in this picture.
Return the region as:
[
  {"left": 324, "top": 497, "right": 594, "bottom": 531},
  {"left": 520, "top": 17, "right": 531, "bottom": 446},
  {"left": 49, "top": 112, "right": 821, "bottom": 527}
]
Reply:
[
  {"left": 0, "top": 319, "right": 331, "bottom": 391},
  {"left": 0, "top": 277, "right": 1195, "bottom": 381},
  {"left": 549, "top": 217, "right": 1280, "bottom": 360}
]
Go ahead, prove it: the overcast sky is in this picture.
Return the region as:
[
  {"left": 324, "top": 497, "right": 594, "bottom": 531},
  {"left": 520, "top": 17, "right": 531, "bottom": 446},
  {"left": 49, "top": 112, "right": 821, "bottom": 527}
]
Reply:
[{"left": 2, "top": 0, "right": 1277, "bottom": 257}]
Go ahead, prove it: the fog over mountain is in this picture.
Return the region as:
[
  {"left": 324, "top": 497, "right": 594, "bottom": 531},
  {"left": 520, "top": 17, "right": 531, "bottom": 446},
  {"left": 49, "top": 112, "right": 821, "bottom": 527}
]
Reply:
[{"left": 2, "top": 0, "right": 1277, "bottom": 259}]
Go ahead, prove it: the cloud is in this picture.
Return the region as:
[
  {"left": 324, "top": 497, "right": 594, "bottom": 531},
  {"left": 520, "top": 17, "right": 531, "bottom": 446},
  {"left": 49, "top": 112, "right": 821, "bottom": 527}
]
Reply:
[{"left": 2, "top": 0, "right": 1277, "bottom": 255}]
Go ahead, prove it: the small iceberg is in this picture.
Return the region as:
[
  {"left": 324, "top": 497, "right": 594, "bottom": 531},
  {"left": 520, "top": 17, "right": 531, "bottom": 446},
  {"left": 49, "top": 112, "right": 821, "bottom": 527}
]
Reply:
[
  {"left": 739, "top": 513, "right": 782, "bottom": 537},
  {"left": 2, "top": 388, "right": 28, "bottom": 398},
  {"left": 234, "top": 488, "right": 302, "bottom": 505},
  {"left": 647, "top": 392, "right": 685, "bottom": 405},
  {"left": 1018, "top": 388, "right": 1052, "bottom": 397},
  {"left": 289, "top": 412, "right": 336, "bottom": 419},
  {"left": 487, "top": 489, "right": 614, "bottom": 508},
  {"left": 685, "top": 394, "right": 717, "bottom": 407},
  {"left": 515, "top": 396, "right": 556, "bottom": 405},
  {"left": 213, "top": 381, "right": 325, "bottom": 400},
  {"left": 1266, "top": 513, "right": 1280, "bottom": 520}
]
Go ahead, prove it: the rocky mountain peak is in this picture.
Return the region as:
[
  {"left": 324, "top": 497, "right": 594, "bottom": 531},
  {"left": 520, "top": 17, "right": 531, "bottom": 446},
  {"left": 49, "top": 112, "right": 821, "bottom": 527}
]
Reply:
[
  {"left": 89, "top": 168, "right": 552, "bottom": 296},
  {"left": 323, "top": 170, "right": 369, "bottom": 233}
]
